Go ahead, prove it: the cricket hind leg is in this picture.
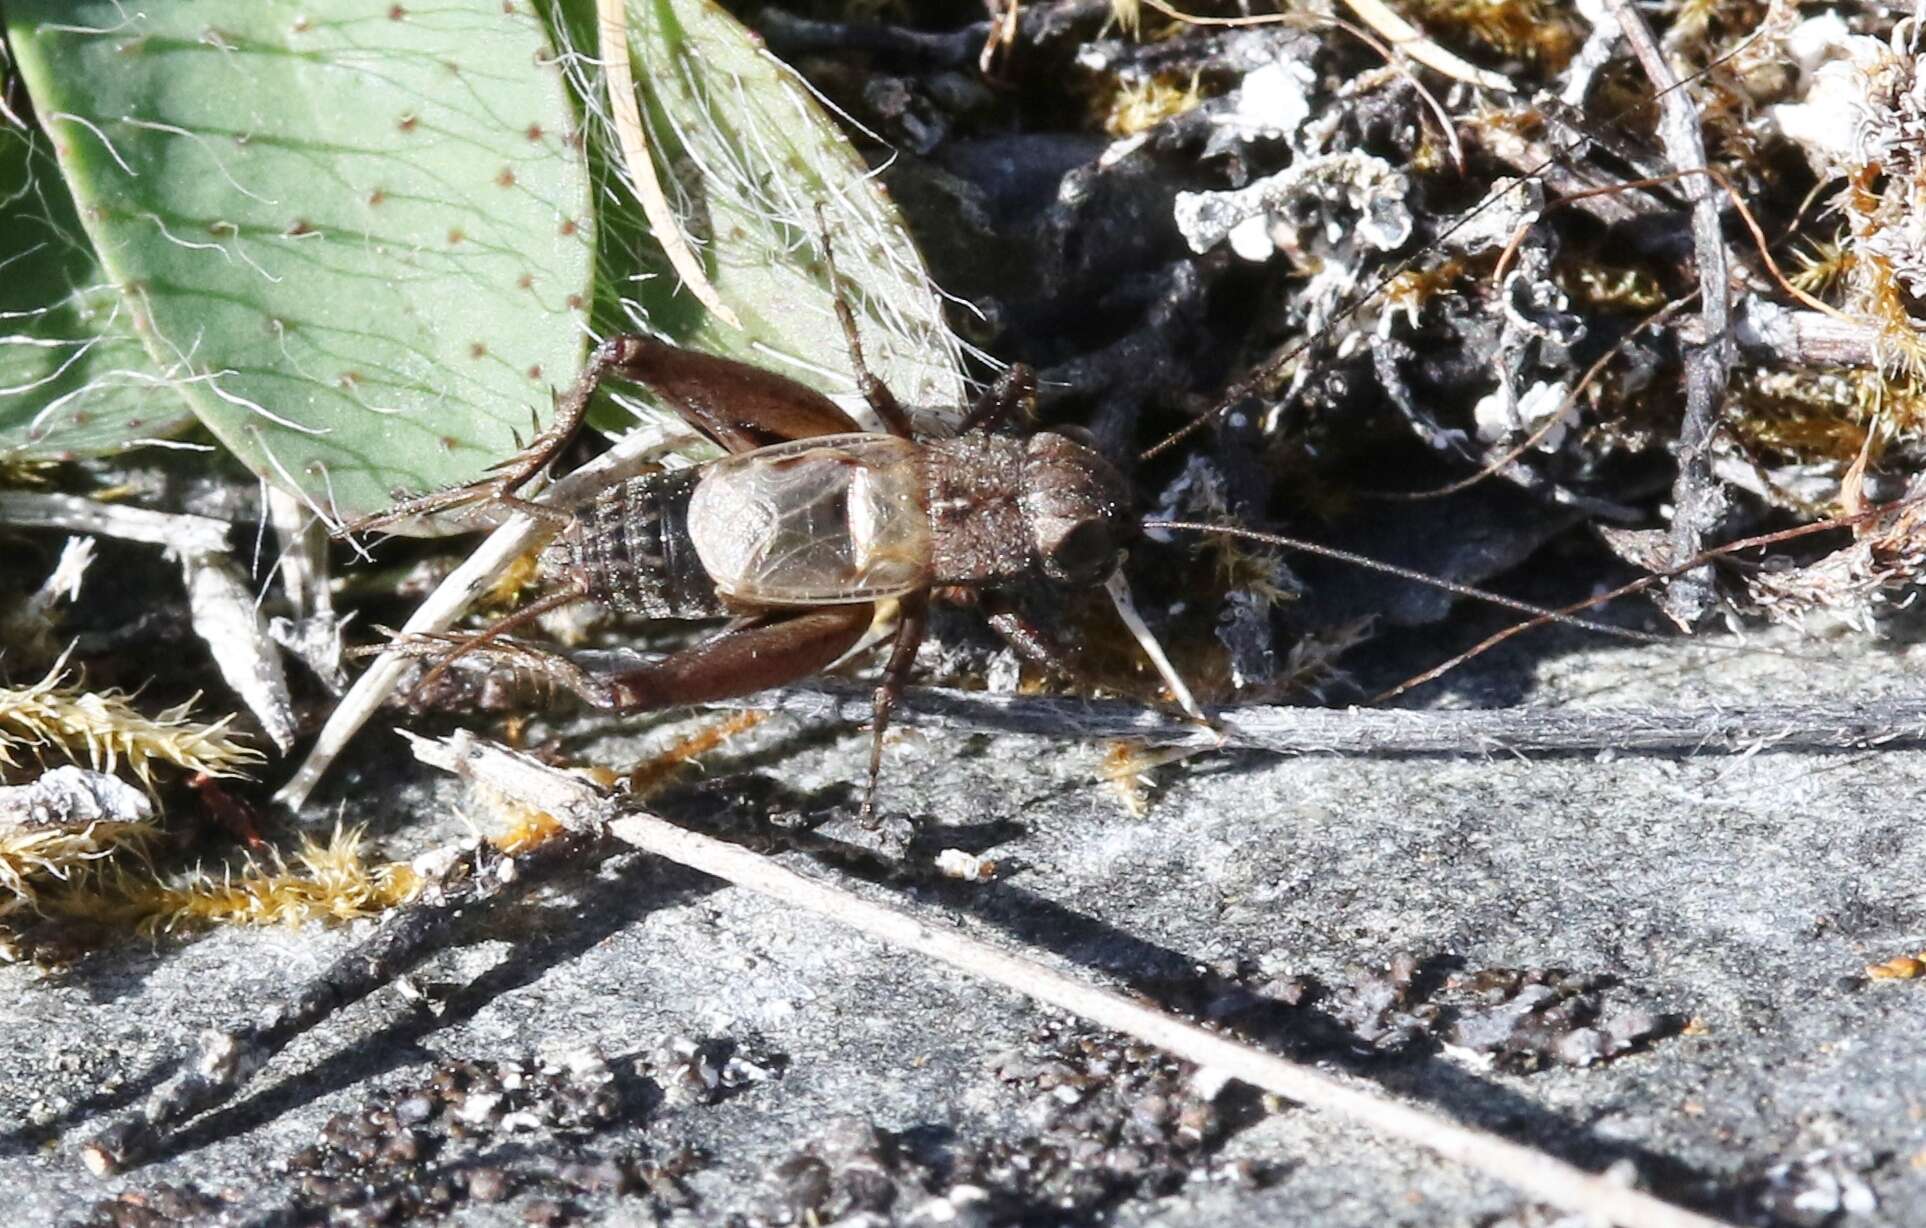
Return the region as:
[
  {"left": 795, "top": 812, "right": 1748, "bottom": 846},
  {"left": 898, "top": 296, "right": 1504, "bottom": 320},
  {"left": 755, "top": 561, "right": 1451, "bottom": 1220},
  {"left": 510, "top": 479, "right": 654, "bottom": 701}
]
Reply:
[
  {"left": 599, "top": 335, "right": 864, "bottom": 452},
  {"left": 388, "top": 602, "right": 915, "bottom": 812},
  {"left": 390, "top": 604, "right": 876, "bottom": 712},
  {"left": 590, "top": 605, "right": 876, "bottom": 709},
  {"left": 347, "top": 331, "right": 866, "bottom": 538},
  {"left": 343, "top": 338, "right": 626, "bottom": 536}
]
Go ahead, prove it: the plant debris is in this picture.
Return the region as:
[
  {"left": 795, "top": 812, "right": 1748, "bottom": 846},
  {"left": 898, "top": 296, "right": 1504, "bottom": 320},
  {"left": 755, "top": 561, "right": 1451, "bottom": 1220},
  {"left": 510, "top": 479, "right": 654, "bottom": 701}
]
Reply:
[
  {"left": 0, "top": 765, "right": 156, "bottom": 924},
  {"left": 0, "top": 662, "right": 257, "bottom": 793}
]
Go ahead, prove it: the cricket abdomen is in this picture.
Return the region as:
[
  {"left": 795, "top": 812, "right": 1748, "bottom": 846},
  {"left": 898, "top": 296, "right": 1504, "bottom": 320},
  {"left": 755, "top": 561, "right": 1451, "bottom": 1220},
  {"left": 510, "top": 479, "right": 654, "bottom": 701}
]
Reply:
[{"left": 547, "top": 467, "right": 727, "bottom": 618}]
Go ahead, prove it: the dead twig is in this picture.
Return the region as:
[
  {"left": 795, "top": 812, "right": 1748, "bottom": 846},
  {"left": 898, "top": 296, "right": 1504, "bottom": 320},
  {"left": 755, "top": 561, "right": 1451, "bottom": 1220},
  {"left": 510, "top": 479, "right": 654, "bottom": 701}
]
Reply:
[
  {"left": 91, "top": 725, "right": 1766, "bottom": 1223},
  {"left": 596, "top": 0, "right": 740, "bottom": 329},
  {"left": 0, "top": 493, "right": 296, "bottom": 753},
  {"left": 670, "top": 674, "right": 1926, "bottom": 758},
  {"left": 1132, "top": 0, "right": 1512, "bottom": 93},
  {"left": 1603, "top": 0, "right": 1732, "bottom": 628},
  {"left": 0, "top": 493, "right": 231, "bottom": 556},
  {"left": 1333, "top": 0, "right": 1513, "bottom": 92},
  {"left": 1722, "top": 302, "right": 1888, "bottom": 368}
]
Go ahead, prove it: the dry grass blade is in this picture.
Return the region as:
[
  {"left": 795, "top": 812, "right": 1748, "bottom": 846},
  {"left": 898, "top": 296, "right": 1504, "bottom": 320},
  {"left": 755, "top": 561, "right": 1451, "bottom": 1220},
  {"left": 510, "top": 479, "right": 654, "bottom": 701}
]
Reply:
[
  {"left": 274, "top": 425, "right": 682, "bottom": 812},
  {"left": 595, "top": 0, "right": 740, "bottom": 330}
]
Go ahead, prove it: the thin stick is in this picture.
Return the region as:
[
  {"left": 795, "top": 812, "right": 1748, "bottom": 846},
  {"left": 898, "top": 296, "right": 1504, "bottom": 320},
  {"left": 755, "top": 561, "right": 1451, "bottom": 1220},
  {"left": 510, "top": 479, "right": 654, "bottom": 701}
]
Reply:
[
  {"left": 273, "top": 428, "right": 680, "bottom": 812},
  {"left": 1334, "top": 0, "right": 1513, "bottom": 92},
  {"left": 413, "top": 732, "right": 1732, "bottom": 1228},
  {"left": 1325, "top": 13, "right": 1465, "bottom": 173},
  {"left": 1367, "top": 295, "right": 1696, "bottom": 501},
  {"left": 1726, "top": 304, "right": 1884, "bottom": 368},
  {"left": 596, "top": 0, "right": 741, "bottom": 329},
  {"left": 0, "top": 492, "right": 232, "bottom": 556},
  {"left": 1105, "top": 570, "right": 1205, "bottom": 720},
  {"left": 1604, "top": 0, "right": 1731, "bottom": 628},
  {"left": 1136, "top": 0, "right": 1513, "bottom": 93},
  {"left": 1144, "top": 520, "right": 1679, "bottom": 648},
  {"left": 670, "top": 675, "right": 1926, "bottom": 757}
]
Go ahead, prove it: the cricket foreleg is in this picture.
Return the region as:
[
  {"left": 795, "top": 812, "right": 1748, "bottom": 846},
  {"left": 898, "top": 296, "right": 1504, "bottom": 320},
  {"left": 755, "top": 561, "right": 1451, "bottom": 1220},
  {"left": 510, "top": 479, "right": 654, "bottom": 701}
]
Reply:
[
  {"left": 984, "top": 593, "right": 1084, "bottom": 681},
  {"left": 987, "top": 591, "right": 1205, "bottom": 722}
]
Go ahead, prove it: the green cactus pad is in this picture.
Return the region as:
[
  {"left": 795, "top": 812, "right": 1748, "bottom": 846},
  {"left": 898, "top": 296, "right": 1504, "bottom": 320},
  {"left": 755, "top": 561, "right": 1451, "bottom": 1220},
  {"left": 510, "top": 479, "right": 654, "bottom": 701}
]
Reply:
[
  {"left": 0, "top": 121, "right": 194, "bottom": 461},
  {"left": 5, "top": 1, "right": 594, "bottom": 521}
]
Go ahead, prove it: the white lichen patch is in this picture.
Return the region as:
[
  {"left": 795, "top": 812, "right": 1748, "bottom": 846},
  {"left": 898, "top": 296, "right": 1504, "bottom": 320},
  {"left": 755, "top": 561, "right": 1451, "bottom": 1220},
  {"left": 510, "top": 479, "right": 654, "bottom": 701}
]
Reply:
[
  {"left": 1175, "top": 152, "right": 1414, "bottom": 335},
  {"left": 1768, "top": 15, "right": 1926, "bottom": 374},
  {"left": 1205, "top": 56, "right": 1318, "bottom": 145},
  {"left": 1174, "top": 151, "right": 1414, "bottom": 263},
  {"left": 1474, "top": 380, "right": 1578, "bottom": 452}
]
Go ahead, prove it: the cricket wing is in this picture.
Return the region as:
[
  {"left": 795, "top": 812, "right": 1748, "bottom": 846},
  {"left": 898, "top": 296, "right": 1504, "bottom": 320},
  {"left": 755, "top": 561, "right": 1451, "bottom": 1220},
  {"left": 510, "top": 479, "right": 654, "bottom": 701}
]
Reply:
[{"left": 686, "top": 434, "right": 933, "bottom": 604}]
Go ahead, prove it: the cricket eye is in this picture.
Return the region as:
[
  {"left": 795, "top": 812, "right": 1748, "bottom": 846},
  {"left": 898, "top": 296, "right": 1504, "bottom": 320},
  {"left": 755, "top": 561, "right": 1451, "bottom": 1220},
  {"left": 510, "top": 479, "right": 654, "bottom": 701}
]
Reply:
[{"left": 1042, "top": 517, "right": 1116, "bottom": 585}]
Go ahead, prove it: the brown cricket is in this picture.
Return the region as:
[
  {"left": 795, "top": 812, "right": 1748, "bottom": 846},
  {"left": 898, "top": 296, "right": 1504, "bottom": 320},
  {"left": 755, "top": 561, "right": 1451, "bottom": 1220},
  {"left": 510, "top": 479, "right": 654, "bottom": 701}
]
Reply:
[{"left": 355, "top": 285, "right": 1204, "bottom": 815}]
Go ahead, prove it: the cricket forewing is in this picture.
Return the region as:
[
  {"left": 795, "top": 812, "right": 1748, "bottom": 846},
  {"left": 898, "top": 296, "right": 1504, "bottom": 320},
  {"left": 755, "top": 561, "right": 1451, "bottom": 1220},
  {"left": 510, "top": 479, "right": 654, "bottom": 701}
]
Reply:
[{"left": 688, "top": 434, "right": 932, "bottom": 604}]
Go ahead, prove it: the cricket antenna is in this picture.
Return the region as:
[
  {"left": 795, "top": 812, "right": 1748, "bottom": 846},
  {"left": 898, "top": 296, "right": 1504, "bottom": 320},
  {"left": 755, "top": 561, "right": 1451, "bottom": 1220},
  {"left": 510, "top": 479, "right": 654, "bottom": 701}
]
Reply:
[{"left": 1139, "top": 519, "right": 1678, "bottom": 650}]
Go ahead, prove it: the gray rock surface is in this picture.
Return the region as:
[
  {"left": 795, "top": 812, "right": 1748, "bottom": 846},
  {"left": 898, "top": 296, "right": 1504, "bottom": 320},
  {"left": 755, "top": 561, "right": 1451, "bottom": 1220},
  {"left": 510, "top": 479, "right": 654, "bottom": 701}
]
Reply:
[{"left": 3, "top": 628, "right": 1923, "bottom": 1227}]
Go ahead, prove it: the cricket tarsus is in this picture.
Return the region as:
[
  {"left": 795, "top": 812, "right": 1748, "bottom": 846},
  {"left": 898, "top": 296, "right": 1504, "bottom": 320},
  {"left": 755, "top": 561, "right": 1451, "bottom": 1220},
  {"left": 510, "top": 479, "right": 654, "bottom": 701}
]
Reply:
[
  {"left": 338, "top": 344, "right": 608, "bottom": 537},
  {"left": 864, "top": 591, "right": 929, "bottom": 823}
]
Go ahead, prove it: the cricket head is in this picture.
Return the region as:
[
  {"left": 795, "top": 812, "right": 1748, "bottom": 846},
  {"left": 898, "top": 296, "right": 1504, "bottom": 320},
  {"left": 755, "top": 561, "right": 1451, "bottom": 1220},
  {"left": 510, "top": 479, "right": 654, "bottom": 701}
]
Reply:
[{"left": 1020, "top": 429, "right": 1136, "bottom": 588}]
